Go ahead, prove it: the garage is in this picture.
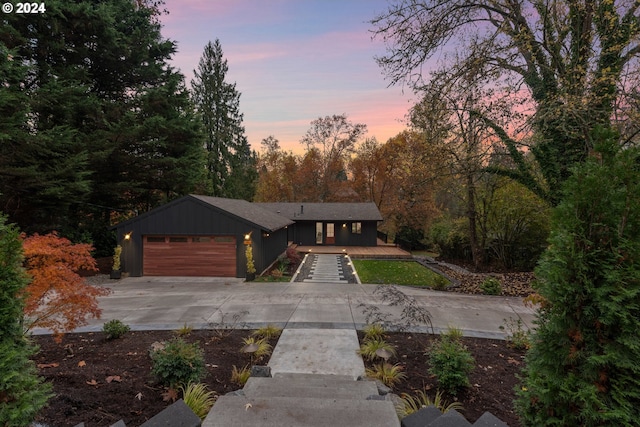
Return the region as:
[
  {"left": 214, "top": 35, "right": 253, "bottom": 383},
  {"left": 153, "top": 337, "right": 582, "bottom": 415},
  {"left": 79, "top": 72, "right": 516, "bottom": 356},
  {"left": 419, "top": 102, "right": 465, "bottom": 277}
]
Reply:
[
  {"left": 143, "top": 235, "right": 236, "bottom": 277},
  {"left": 112, "top": 195, "right": 293, "bottom": 278}
]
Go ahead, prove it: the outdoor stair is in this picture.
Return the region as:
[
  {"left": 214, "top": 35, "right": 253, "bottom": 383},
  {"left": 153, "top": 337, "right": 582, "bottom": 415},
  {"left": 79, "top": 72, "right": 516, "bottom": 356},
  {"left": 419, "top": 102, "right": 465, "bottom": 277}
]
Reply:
[
  {"left": 302, "top": 254, "right": 349, "bottom": 283},
  {"left": 202, "top": 373, "right": 510, "bottom": 427},
  {"left": 202, "top": 373, "right": 401, "bottom": 427}
]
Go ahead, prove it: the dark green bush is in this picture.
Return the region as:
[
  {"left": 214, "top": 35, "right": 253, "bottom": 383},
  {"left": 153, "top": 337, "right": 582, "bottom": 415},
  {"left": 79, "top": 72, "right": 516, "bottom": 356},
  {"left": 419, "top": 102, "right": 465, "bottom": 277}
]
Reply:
[
  {"left": 151, "top": 338, "right": 205, "bottom": 388},
  {"left": 430, "top": 274, "right": 449, "bottom": 291},
  {"left": 517, "top": 132, "right": 640, "bottom": 425},
  {"left": 102, "top": 319, "right": 130, "bottom": 340},
  {"left": 0, "top": 216, "right": 51, "bottom": 426},
  {"left": 480, "top": 277, "right": 502, "bottom": 295},
  {"left": 428, "top": 335, "right": 475, "bottom": 396}
]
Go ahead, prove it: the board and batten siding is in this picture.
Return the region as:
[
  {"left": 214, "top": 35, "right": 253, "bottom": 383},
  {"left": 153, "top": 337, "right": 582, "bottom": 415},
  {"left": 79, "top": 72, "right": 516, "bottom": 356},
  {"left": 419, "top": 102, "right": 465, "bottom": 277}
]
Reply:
[{"left": 116, "top": 197, "right": 281, "bottom": 277}]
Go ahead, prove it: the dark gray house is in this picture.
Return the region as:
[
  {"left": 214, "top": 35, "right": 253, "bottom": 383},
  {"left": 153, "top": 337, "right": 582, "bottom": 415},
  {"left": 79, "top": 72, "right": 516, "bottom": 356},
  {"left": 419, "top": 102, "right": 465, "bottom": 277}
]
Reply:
[
  {"left": 257, "top": 202, "right": 382, "bottom": 247},
  {"left": 112, "top": 196, "right": 383, "bottom": 278},
  {"left": 113, "top": 195, "right": 293, "bottom": 278}
]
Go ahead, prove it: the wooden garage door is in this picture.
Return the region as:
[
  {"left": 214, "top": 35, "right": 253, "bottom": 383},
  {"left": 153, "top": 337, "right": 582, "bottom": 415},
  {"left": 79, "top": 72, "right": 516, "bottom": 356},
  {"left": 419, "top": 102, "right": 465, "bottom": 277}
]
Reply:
[{"left": 143, "top": 236, "right": 236, "bottom": 277}]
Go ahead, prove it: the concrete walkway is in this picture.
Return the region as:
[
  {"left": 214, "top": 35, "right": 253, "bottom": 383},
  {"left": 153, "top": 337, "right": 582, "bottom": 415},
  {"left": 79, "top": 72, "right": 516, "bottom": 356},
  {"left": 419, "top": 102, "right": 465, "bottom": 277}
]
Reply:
[
  {"left": 33, "top": 268, "right": 536, "bottom": 426},
  {"left": 39, "top": 276, "right": 536, "bottom": 340},
  {"left": 301, "top": 254, "right": 349, "bottom": 283}
]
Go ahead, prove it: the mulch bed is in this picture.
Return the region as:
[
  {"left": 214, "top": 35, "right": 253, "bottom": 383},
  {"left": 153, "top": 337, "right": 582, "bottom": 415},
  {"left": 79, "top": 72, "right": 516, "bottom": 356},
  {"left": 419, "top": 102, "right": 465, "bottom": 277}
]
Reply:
[{"left": 32, "top": 329, "right": 526, "bottom": 427}]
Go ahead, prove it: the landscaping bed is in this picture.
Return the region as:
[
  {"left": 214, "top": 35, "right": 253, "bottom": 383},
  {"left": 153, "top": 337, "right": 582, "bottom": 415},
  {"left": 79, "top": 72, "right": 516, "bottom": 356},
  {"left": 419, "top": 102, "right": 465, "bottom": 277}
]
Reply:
[
  {"left": 360, "top": 331, "right": 526, "bottom": 427},
  {"left": 32, "top": 329, "right": 273, "bottom": 427},
  {"left": 32, "top": 329, "right": 526, "bottom": 426}
]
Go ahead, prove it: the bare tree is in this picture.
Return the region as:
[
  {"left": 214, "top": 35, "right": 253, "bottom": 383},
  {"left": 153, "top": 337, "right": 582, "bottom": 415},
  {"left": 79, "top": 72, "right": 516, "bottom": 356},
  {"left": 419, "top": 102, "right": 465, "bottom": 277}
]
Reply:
[
  {"left": 300, "top": 114, "right": 367, "bottom": 201},
  {"left": 372, "top": 0, "right": 640, "bottom": 204}
]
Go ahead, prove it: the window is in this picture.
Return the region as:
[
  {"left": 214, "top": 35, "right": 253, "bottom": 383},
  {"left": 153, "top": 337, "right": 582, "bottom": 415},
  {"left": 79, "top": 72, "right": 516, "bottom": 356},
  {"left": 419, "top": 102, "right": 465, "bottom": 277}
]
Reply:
[
  {"left": 169, "top": 237, "right": 188, "bottom": 243},
  {"left": 192, "top": 237, "right": 211, "bottom": 243},
  {"left": 147, "top": 236, "right": 165, "bottom": 243},
  {"left": 351, "top": 222, "right": 362, "bottom": 234},
  {"left": 213, "top": 236, "right": 234, "bottom": 243}
]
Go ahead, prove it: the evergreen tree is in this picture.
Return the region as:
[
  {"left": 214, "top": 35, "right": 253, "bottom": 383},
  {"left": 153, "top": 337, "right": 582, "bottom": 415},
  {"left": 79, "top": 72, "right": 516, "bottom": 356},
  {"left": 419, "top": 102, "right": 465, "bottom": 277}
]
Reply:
[
  {"left": 0, "top": 215, "right": 51, "bottom": 426},
  {"left": 1, "top": 0, "right": 207, "bottom": 253},
  {"left": 191, "top": 39, "right": 256, "bottom": 199},
  {"left": 517, "top": 129, "right": 640, "bottom": 425}
]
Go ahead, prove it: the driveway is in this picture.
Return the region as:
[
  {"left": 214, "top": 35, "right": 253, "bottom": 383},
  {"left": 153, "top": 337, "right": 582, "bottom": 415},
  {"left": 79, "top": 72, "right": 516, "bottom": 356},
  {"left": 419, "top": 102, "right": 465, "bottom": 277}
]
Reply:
[{"left": 32, "top": 276, "right": 537, "bottom": 339}]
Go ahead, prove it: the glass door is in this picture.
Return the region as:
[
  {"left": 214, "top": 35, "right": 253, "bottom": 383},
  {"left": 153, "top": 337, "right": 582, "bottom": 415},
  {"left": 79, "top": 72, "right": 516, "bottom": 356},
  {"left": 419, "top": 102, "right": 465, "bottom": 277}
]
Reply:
[
  {"left": 326, "top": 223, "right": 335, "bottom": 244},
  {"left": 316, "top": 222, "right": 323, "bottom": 244}
]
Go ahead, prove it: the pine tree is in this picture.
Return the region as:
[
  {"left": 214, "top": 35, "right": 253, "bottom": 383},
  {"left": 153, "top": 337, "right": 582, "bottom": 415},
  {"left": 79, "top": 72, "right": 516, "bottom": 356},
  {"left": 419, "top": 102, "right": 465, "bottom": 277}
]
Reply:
[
  {"left": 191, "top": 39, "right": 257, "bottom": 199},
  {"left": 0, "top": 215, "right": 51, "bottom": 426},
  {"left": 1, "top": 0, "right": 207, "bottom": 253},
  {"left": 517, "top": 129, "right": 640, "bottom": 425}
]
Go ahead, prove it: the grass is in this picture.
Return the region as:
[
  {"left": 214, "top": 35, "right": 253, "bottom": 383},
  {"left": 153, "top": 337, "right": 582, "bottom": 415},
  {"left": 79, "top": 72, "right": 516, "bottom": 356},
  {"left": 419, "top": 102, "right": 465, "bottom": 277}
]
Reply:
[
  {"left": 352, "top": 260, "right": 447, "bottom": 288},
  {"left": 253, "top": 275, "right": 291, "bottom": 282}
]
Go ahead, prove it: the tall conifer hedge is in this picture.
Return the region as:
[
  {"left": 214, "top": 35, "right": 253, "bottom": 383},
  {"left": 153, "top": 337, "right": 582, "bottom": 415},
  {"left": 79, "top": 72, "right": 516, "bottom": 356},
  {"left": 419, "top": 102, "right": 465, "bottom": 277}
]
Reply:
[
  {"left": 517, "top": 131, "right": 640, "bottom": 425},
  {"left": 0, "top": 215, "right": 51, "bottom": 426}
]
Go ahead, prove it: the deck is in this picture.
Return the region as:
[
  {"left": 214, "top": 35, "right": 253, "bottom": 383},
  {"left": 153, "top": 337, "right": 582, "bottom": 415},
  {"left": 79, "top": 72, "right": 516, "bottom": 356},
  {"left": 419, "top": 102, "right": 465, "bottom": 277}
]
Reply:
[{"left": 291, "top": 241, "right": 412, "bottom": 259}]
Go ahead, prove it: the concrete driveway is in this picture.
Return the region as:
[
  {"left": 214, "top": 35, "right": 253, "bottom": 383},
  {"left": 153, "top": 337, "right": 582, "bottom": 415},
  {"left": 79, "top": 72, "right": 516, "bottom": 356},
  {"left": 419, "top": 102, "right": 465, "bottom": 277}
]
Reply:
[{"left": 33, "top": 276, "right": 537, "bottom": 339}]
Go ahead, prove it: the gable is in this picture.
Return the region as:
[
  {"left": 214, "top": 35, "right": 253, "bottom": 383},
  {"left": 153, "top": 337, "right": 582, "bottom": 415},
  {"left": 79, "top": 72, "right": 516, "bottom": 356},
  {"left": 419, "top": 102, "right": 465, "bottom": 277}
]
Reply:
[{"left": 113, "top": 195, "right": 293, "bottom": 233}]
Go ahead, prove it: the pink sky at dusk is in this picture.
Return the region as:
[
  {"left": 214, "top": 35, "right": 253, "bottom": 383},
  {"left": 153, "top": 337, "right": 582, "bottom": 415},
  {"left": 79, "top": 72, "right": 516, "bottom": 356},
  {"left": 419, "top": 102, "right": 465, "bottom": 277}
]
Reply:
[{"left": 159, "top": 0, "right": 419, "bottom": 153}]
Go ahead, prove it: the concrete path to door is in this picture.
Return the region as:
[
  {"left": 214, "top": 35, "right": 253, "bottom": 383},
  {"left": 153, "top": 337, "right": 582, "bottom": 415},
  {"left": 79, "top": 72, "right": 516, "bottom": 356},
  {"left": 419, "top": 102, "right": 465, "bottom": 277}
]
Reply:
[{"left": 297, "top": 254, "right": 351, "bottom": 283}]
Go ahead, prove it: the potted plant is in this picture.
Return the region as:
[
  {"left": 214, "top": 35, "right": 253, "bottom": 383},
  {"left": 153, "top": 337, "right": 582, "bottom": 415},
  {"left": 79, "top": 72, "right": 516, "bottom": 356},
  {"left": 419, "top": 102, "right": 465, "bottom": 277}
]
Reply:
[
  {"left": 110, "top": 245, "right": 122, "bottom": 279},
  {"left": 245, "top": 244, "right": 256, "bottom": 281}
]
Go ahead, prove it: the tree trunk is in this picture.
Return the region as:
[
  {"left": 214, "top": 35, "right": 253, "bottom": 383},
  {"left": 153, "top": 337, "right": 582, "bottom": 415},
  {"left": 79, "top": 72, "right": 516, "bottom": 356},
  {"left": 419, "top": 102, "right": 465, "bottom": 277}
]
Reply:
[{"left": 466, "top": 173, "right": 483, "bottom": 269}]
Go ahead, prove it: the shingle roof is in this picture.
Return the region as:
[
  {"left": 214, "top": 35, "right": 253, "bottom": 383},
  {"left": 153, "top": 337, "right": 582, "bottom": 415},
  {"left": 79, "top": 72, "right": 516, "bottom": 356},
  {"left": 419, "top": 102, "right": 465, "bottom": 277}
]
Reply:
[
  {"left": 256, "top": 202, "right": 383, "bottom": 222},
  {"left": 191, "top": 195, "right": 294, "bottom": 232}
]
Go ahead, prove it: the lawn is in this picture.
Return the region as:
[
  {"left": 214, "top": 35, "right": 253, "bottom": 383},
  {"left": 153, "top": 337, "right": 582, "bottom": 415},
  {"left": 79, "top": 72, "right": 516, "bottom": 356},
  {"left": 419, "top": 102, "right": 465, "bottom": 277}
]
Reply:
[{"left": 352, "top": 259, "right": 447, "bottom": 287}]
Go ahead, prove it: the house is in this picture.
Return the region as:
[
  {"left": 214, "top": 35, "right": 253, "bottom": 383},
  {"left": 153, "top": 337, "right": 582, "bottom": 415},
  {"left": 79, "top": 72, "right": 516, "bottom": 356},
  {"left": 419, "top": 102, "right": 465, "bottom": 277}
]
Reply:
[
  {"left": 112, "top": 195, "right": 293, "bottom": 278},
  {"left": 257, "top": 202, "right": 382, "bottom": 247},
  {"left": 112, "top": 195, "right": 382, "bottom": 278}
]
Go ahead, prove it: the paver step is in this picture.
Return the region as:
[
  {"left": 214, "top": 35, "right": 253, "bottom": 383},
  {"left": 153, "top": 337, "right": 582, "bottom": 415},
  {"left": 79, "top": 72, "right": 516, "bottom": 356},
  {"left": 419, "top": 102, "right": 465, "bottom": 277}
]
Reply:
[
  {"left": 203, "top": 395, "right": 400, "bottom": 427},
  {"left": 243, "top": 376, "right": 378, "bottom": 400},
  {"left": 305, "top": 275, "right": 344, "bottom": 279}
]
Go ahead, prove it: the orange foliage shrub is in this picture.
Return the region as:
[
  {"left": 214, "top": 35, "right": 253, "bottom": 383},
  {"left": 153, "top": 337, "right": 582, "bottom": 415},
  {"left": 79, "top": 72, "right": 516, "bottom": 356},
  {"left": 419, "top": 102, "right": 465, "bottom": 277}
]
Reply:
[{"left": 22, "top": 232, "right": 110, "bottom": 340}]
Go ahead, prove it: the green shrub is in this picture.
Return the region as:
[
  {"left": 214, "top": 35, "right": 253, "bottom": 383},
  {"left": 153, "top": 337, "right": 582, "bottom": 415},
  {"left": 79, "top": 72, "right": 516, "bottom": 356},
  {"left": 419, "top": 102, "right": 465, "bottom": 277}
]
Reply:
[
  {"left": 517, "top": 134, "right": 640, "bottom": 425},
  {"left": 231, "top": 364, "right": 251, "bottom": 386},
  {"left": 358, "top": 338, "right": 397, "bottom": 361},
  {"left": 251, "top": 324, "right": 282, "bottom": 340},
  {"left": 175, "top": 323, "right": 193, "bottom": 337},
  {"left": 480, "top": 277, "right": 502, "bottom": 295},
  {"left": 181, "top": 382, "right": 217, "bottom": 420},
  {"left": 102, "top": 319, "right": 130, "bottom": 340},
  {"left": 397, "top": 389, "right": 464, "bottom": 418},
  {"left": 151, "top": 337, "right": 205, "bottom": 388},
  {"left": 363, "top": 323, "right": 387, "bottom": 341},
  {"left": 240, "top": 337, "right": 272, "bottom": 360},
  {"left": 428, "top": 336, "right": 475, "bottom": 396},
  {"left": 442, "top": 326, "right": 464, "bottom": 341},
  {"left": 500, "top": 317, "right": 531, "bottom": 350},
  {"left": 0, "top": 217, "right": 52, "bottom": 426},
  {"left": 430, "top": 274, "right": 449, "bottom": 290},
  {"left": 365, "top": 363, "right": 406, "bottom": 388}
]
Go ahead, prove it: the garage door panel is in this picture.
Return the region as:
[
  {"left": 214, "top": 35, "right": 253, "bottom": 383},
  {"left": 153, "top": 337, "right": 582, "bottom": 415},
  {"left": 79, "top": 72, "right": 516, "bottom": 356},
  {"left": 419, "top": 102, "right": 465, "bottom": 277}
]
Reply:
[{"left": 143, "top": 236, "right": 236, "bottom": 277}]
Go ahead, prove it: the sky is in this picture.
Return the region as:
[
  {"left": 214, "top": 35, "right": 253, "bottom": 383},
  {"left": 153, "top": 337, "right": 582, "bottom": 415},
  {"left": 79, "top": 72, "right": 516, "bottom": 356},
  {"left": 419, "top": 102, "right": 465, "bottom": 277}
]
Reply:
[{"left": 159, "top": 0, "right": 417, "bottom": 153}]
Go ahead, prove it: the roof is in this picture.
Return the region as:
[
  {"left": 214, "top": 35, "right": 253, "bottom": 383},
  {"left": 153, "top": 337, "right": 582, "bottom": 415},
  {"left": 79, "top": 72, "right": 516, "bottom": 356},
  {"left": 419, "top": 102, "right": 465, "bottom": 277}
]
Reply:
[
  {"left": 111, "top": 195, "right": 294, "bottom": 232},
  {"left": 190, "top": 195, "right": 294, "bottom": 232},
  {"left": 256, "top": 202, "right": 383, "bottom": 222}
]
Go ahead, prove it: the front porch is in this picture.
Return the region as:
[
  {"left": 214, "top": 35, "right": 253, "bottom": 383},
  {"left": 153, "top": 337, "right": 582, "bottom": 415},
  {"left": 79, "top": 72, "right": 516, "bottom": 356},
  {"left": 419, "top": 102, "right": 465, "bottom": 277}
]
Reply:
[{"left": 291, "top": 241, "right": 412, "bottom": 259}]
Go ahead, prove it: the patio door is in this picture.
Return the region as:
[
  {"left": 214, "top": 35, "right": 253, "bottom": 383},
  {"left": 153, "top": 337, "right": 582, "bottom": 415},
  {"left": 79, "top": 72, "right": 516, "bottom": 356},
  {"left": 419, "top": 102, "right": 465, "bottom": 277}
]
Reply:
[
  {"left": 326, "top": 223, "right": 335, "bottom": 244},
  {"left": 316, "top": 222, "right": 323, "bottom": 244}
]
